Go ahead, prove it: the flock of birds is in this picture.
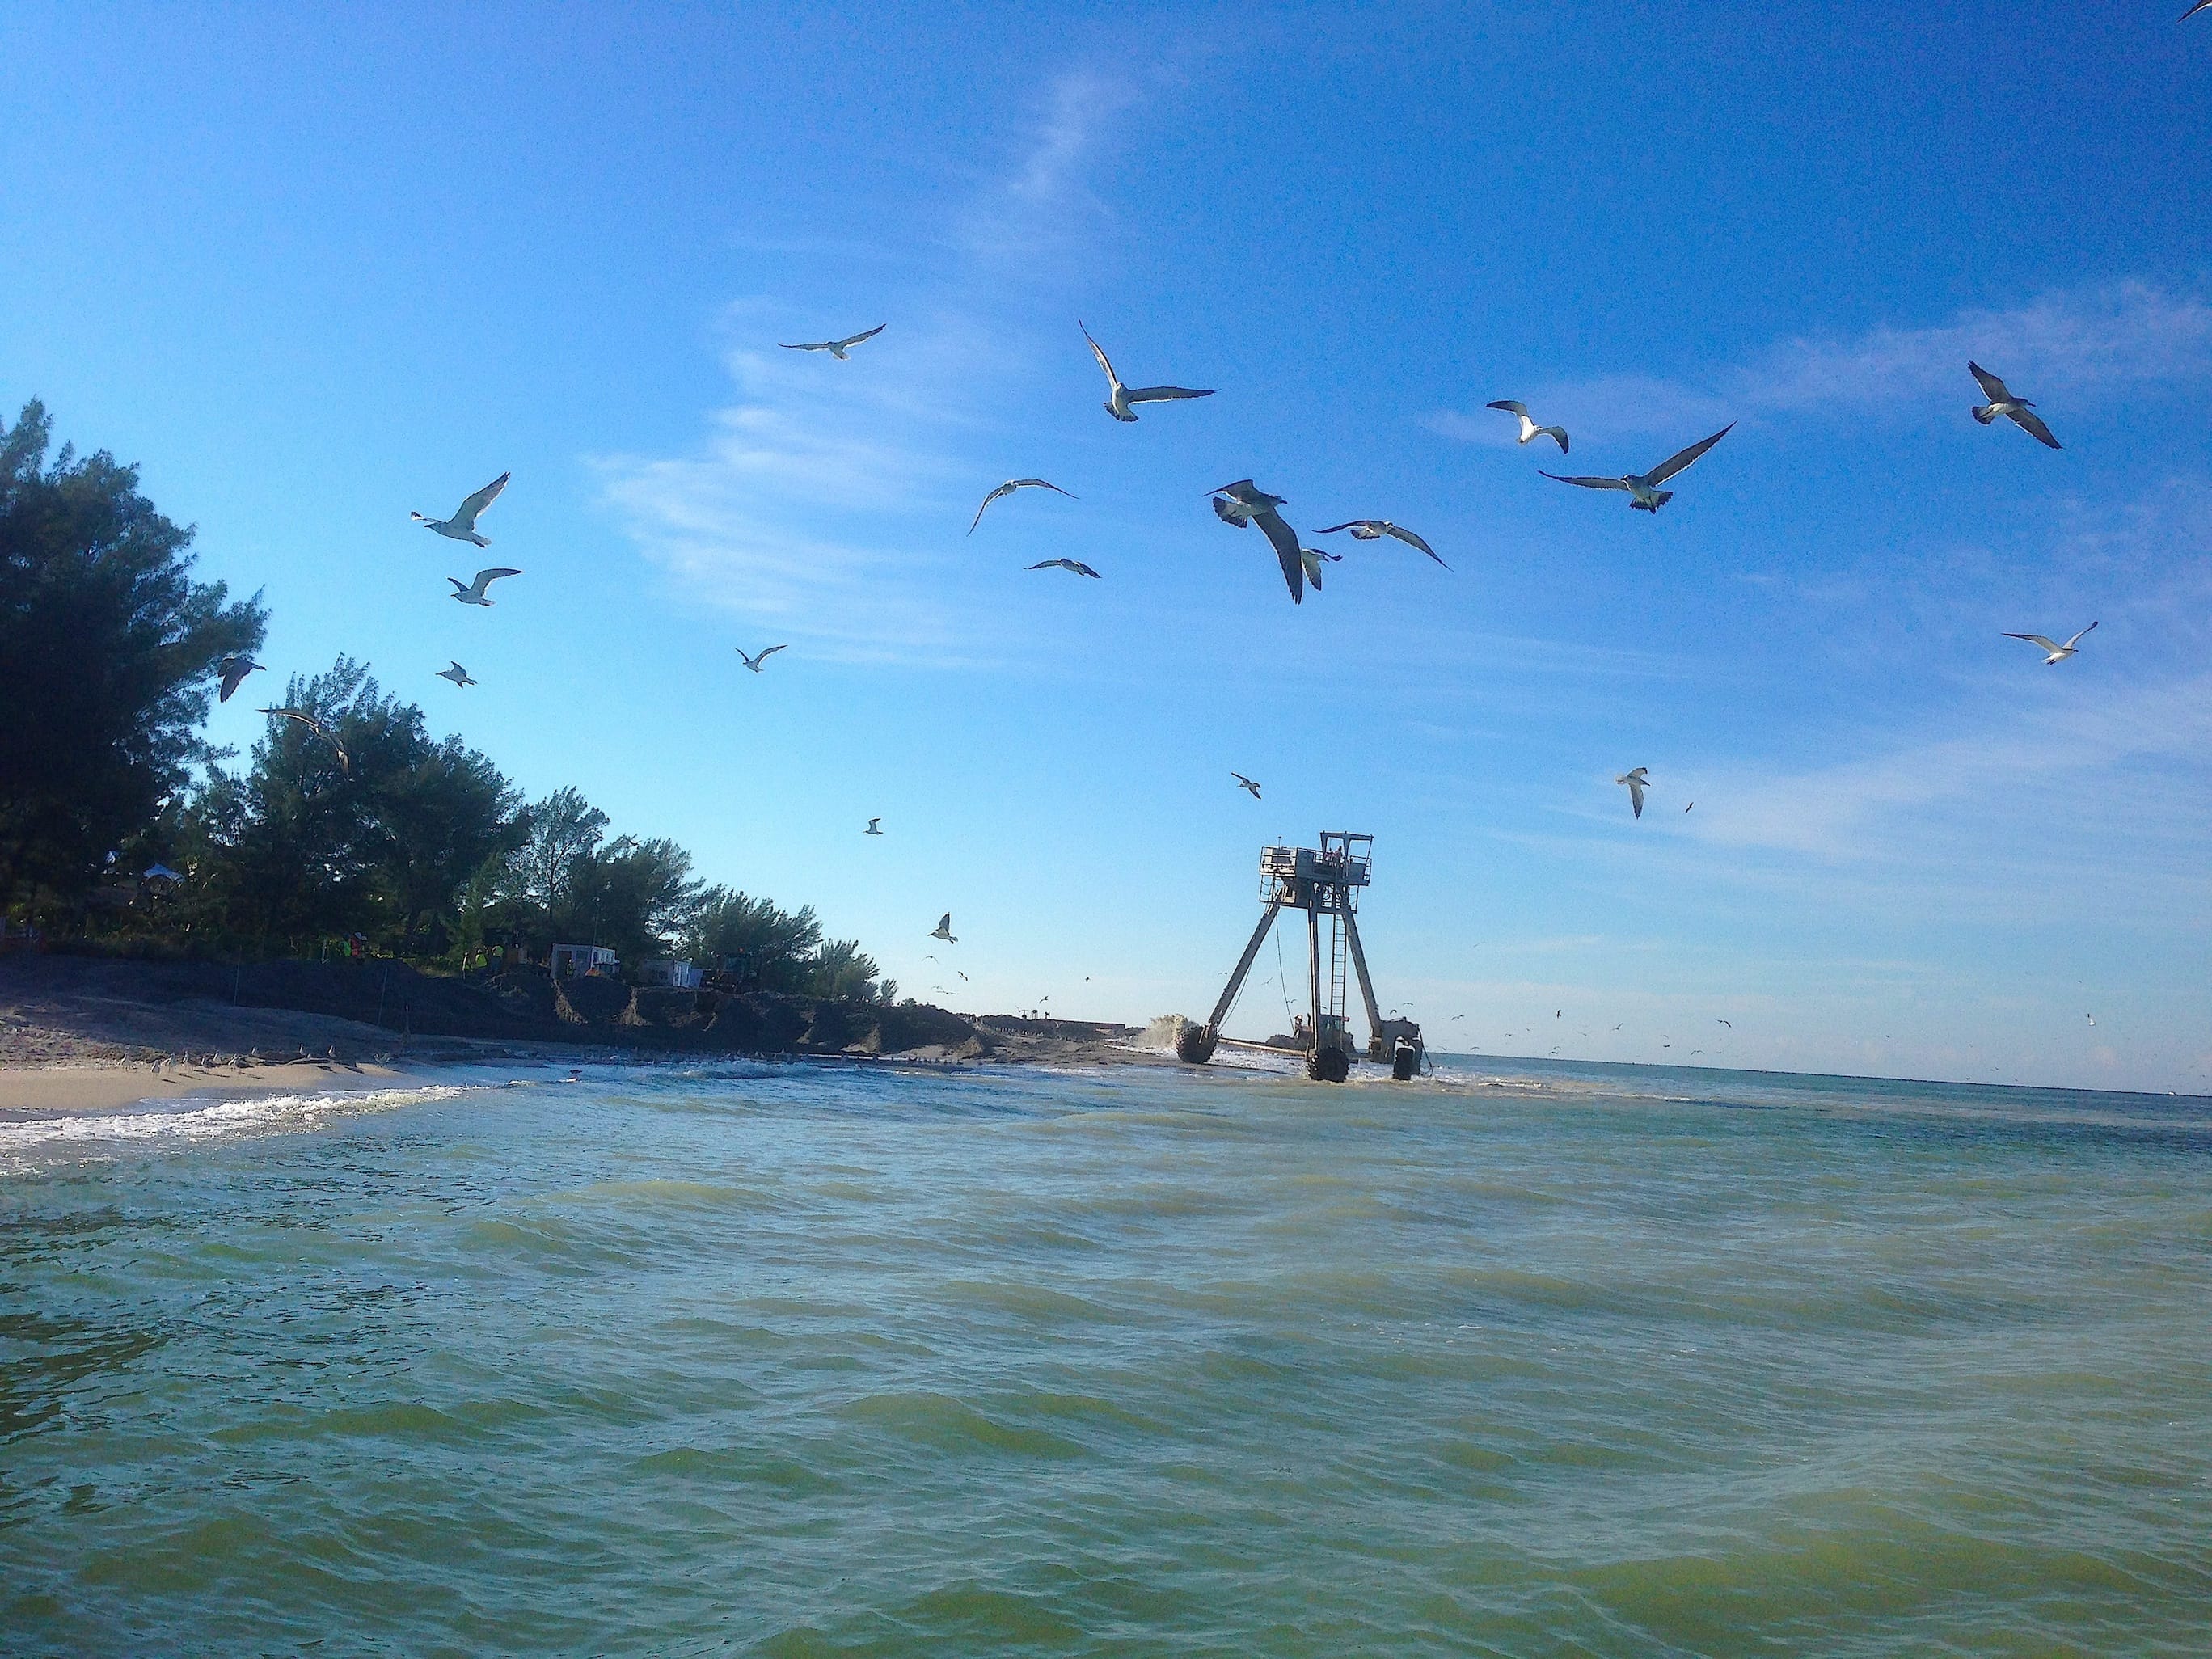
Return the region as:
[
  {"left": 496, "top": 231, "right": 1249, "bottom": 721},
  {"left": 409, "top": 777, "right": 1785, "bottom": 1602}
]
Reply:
[{"left": 197, "top": 289, "right": 2122, "bottom": 987}]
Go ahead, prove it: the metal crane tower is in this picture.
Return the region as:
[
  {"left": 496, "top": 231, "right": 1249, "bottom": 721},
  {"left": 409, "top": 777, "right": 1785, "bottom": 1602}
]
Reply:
[{"left": 1175, "top": 831, "right": 1425, "bottom": 1082}]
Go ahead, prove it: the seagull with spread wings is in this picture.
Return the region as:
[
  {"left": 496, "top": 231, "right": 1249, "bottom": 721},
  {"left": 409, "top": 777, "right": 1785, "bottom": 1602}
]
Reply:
[
  {"left": 412, "top": 473, "right": 509, "bottom": 547},
  {"left": 1969, "top": 362, "right": 2062, "bottom": 450},
  {"left": 969, "top": 478, "right": 1077, "bottom": 534},
  {"left": 1231, "top": 772, "right": 1262, "bottom": 800},
  {"left": 928, "top": 913, "right": 958, "bottom": 943},
  {"left": 449, "top": 568, "right": 522, "bottom": 606},
  {"left": 1298, "top": 547, "right": 1340, "bottom": 591},
  {"left": 1028, "top": 559, "right": 1101, "bottom": 578},
  {"left": 737, "top": 644, "right": 788, "bottom": 673},
  {"left": 1082, "top": 323, "right": 1215, "bottom": 422},
  {"left": 2003, "top": 621, "right": 2097, "bottom": 665},
  {"left": 436, "top": 662, "right": 476, "bottom": 688},
  {"left": 260, "top": 707, "right": 351, "bottom": 776},
  {"left": 1543, "top": 425, "right": 1734, "bottom": 513},
  {"left": 1617, "top": 766, "right": 1650, "bottom": 818},
  {"left": 864, "top": 818, "right": 883, "bottom": 836},
  {"left": 1486, "top": 400, "right": 1569, "bottom": 452},
  {"left": 779, "top": 323, "right": 885, "bottom": 359},
  {"left": 216, "top": 655, "right": 264, "bottom": 703},
  {"left": 1210, "top": 480, "right": 1307, "bottom": 602},
  {"left": 1316, "top": 519, "right": 1449, "bottom": 569}
]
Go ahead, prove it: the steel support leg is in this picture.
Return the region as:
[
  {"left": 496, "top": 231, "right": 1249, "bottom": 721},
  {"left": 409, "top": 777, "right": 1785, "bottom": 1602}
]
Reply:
[
  {"left": 1205, "top": 900, "right": 1284, "bottom": 1031},
  {"left": 1307, "top": 906, "right": 1323, "bottom": 1054},
  {"left": 1342, "top": 910, "right": 1384, "bottom": 1046}
]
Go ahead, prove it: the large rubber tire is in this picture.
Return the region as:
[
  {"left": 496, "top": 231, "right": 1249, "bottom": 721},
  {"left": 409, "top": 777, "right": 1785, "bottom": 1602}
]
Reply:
[
  {"left": 1175, "top": 1024, "right": 1218, "bottom": 1064},
  {"left": 1307, "top": 1045, "right": 1350, "bottom": 1083}
]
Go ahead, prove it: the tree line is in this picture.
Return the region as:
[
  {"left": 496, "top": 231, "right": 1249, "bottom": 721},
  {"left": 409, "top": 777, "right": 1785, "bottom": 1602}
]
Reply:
[{"left": 0, "top": 398, "right": 890, "bottom": 1000}]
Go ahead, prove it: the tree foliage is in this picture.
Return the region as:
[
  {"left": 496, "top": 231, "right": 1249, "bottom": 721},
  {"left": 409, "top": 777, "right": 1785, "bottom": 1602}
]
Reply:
[
  {"left": 6, "top": 399, "right": 884, "bottom": 1000},
  {"left": 0, "top": 398, "right": 265, "bottom": 906}
]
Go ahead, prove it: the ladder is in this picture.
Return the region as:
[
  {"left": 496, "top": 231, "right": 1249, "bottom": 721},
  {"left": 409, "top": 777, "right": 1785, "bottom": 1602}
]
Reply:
[{"left": 1326, "top": 907, "right": 1351, "bottom": 1049}]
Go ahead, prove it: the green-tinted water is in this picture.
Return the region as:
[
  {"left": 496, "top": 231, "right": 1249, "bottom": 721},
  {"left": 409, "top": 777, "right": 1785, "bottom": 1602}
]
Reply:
[{"left": 3, "top": 1057, "right": 2209, "bottom": 1654}]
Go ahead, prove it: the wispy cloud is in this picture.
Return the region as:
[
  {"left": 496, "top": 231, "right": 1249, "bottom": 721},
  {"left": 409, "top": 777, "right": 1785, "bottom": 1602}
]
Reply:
[
  {"left": 596, "top": 72, "right": 1137, "bottom": 661},
  {"left": 1433, "top": 281, "right": 2212, "bottom": 442},
  {"left": 955, "top": 70, "right": 1138, "bottom": 260}
]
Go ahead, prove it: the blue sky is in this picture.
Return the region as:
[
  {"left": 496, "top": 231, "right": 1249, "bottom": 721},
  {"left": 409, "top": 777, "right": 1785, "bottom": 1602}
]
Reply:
[{"left": 5, "top": 2, "right": 2209, "bottom": 1091}]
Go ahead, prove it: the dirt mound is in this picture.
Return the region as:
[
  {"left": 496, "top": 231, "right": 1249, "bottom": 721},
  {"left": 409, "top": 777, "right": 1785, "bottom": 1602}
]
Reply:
[{"left": 0, "top": 953, "right": 994, "bottom": 1062}]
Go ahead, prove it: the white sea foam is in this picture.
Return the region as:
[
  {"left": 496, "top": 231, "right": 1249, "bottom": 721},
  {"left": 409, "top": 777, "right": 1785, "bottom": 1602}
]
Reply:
[{"left": 0, "top": 1084, "right": 466, "bottom": 1172}]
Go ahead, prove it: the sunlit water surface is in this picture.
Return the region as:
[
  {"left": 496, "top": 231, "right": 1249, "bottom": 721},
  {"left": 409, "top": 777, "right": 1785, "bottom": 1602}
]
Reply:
[{"left": 3, "top": 1055, "right": 2209, "bottom": 1656}]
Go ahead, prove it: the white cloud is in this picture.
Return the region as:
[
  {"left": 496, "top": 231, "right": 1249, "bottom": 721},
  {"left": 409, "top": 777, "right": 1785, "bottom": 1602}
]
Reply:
[
  {"left": 593, "top": 73, "right": 1136, "bottom": 661},
  {"left": 1433, "top": 281, "right": 2212, "bottom": 442}
]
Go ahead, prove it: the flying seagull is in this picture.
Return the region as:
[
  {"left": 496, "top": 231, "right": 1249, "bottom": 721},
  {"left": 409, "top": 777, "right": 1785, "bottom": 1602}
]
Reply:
[
  {"left": 1969, "top": 363, "right": 2061, "bottom": 450},
  {"left": 1028, "top": 558, "right": 1101, "bottom": 578},
  {"left": 1486, "top": 400, "right": 1569, "bottom": 453},
  {"left": 2003, "top": 621, "right": 2097, "bottom": 665},
  {"left": 737, "top": 644, "right": 788, "bottom": 673},
  {"left": 1081, "top": 323, "right": 1215, "bottom": 422},
  {"left": 449, "top": 568, "right": 522, "bottom": 606},
  {"left": 1231, "top": 772, "right": 1262, "bottom": 800},
  {"left": 928, "top": 913, "right": 958, "bottom": 943},
  {"left": 1209, "top": 479, "right": 1306, "bottom": 602},
  {"left": 969, "top": 478, "right": 1077, "bottom": 534},
  {"left": 1617, "top": 766, "right": 1650, "bottom": 818},
  {"left": 1543, "top": 424, "right": 1735, "bottom": 512},
  {"left": 436, "top": 661, "right": 476, "bottom": 688},
  {"left": 216, "top": 655, "right": 264, "bottom": 703},
  {"left": 1298, "top": 547, "right": 1340, "bottom": 590},
  {"left": 259, "top": 707, "right": 351, "bottom": 776},
  {"left": 1717, "top": 1019, "right": 1732, "bottom": 1028},
  {"left": 412, "top": 473, "right": 509, "bottom": 547},
  {"left": 864, "top": 818, "right": 883, "bottom": 836},
  {"left": 779, "top": 323, "right": 885, "bottom": 359},
  {"left": 1316, "top": 519, "right": 1449, "bottom": 569}
]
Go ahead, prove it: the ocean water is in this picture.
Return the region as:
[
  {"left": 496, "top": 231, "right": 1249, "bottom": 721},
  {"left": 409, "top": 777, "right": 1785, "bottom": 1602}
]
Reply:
[{"left": 2, "top": 1054, "right": 2209, "bottom": 1656}]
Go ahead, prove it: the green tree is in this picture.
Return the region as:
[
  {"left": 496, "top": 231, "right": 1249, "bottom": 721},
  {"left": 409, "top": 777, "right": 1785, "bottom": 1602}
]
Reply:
[
  {"left": 685, "top": 888, "right": 825, "bottom": 989},
  {"left": 183, "top": 657, "right": 521, "bottom": 953},
  {"left": 0, "top": 398, "right": 265, "bottom": 917}
]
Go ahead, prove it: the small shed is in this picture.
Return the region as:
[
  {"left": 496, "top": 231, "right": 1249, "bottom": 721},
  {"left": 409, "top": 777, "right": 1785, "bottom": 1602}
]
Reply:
[
  {"left": 637, "top": 957, "right": 703, "bottom": 990},
  {"left": 549, "top": 943, "right": 619, "bottom": 981}
]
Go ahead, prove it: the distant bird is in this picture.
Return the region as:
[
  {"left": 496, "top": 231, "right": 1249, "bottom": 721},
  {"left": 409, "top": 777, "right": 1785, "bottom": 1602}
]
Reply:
[
  {"left": 1210, "top": 480, "right": 1306, "bottom": 602},
  {"left": 1617, "top": 766, "right": 1650, "bottom": 818},
  {"left": 1542, "top": 424, "right": 1734, "bottom": 513},
  {"left": 1685, "top": 802, "right": 1695, "bottom": 813},
  {"left": 969, "top": 478, "right": 1077, "bottom": 534},
  {"left": 2087, "top": 1013, "right": 2096, "bottom": 1025},
  {"left": 779, "top": 323, "right": 885, "bottom": 359},
  {"left": 1298, "top": 547, "right": 1340, "bottom": 590},
  {"left": 1717, "top": 1019, "right": 1732, "bottom": 1028},
  {"left": 929, "top": 913, "right": 958, "bottom": 943},
  {"left": 1231, "top": 771, "right": 1262, "bottom": 800},
  {"left": 1486, "top": 400, "right": 1569, "bottom": 453},
  {"left": 216, "top": 655, "right": 264, "bottom": 703},
  {"left": 449, "top": 568, "right": 522, "bottom": 606},
  {"left": 2003, "top": 621, "right": 2097, "bottom": 665},
  {"left": 1028, "top": 558, "right": 1101, "bottom": 578},
  {"left": 412, "top": 473, "right": 509, "bottom": 547},
  {"left": 864, "top": 818, "right": 883, "bottom": 836},
  {"left": 259, "top": 707, "right": 351, "bottom": 776},
  {"left": 1969, "top": 362, "right": 2061, "bottom": 450},
  {"left": 1316, "top": 519, "right": 1449, "bottom": 569},
  {"left": 737, "top": 644, "right": 788, "bottom": 672},
  {"left": 436, "top": 661, "right": 476, "bottom": 688},
  {"left": 1081, "top": 323, "right": 1215, "bottom": 422}
]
